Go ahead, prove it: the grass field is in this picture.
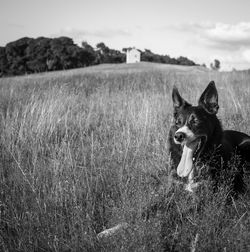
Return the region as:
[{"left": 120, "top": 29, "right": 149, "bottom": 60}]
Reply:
[{"left": 0, "top": 62, "right": 250, "bottom": 251}]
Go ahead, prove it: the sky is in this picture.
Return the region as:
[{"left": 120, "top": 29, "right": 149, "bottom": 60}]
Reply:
[{"left": 1, "top": 0, "right": 250, "bottom": 70}]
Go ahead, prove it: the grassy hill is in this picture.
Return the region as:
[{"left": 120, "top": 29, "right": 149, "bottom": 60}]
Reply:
[{"left": 0, "top": 63, "right": 250, "bottom": 251}]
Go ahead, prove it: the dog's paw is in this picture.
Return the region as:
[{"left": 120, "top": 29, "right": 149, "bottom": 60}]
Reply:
[{"left": 185, "top": 182, "right": 200, "bottom": 192}]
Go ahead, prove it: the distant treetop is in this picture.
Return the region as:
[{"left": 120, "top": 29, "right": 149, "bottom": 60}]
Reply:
[{"left": 0, "top": 37, "right": 198, "bottom": 77}]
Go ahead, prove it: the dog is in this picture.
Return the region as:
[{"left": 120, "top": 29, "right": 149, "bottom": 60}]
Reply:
[
  {"left": 168, "top": 81, "right": 250, "bottom": 193},
  {"left": 97, "top": 81, "right": 250, "bottom": 240}
]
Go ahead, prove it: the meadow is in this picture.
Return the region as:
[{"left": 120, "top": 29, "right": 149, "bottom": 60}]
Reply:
[{"left": 0, "top": 62, "right": 250, "bottom": 251}]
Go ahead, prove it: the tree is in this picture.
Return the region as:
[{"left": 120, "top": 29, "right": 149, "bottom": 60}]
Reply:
[
  {"left": 176, "top": 56, "right": 195, "bottom": 66},
  {"left": 26, "top": 37, "right": 52, "bottom": 72},
  {"left": 122, "top": 47, "right": 132, "bottom": 53},
  {"left": 0, "top": 36, "right": 99, "bottom": 76},
  {"left": 81, "top": 41, "right": 96, "bottom": 66},
  {"left": 96, "top": 42, "right": 109, "bottom": 54},
  {"left": 0, "top": 36, "right": 199, "bottom": 77},
  {"left": 49, "top": 37, "right": 75, "bottom": 70},
  {"left": 141, "top": 49, "right": 155, "bottom": 62},
  {"left": 95, "top": 42, "right": 125, "bottom": 64},
  {"left": 5, "top": 37, "right": 34, "bottom": 74},
  {"left": 82, "top": 41, "right": 94, "bottom": 52},
  {"left": 0, "top": 47, "right": 8, "bottom": 76},
  {"left": 210, "top": 59, "right": 220, "bottom": 71}
]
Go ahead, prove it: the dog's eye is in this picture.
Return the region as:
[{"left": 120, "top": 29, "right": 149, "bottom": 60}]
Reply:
[
  {"left": 175, "top": 117, "right": 182, "bottom": 126},
  {"left": 189, "top": 114, "right": 198, "bottom": 125}
]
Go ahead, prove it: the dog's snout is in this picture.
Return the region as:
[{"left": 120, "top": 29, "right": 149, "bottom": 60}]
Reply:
[{"left": 174, "top": 132, "right": 186, "bottom": 143}]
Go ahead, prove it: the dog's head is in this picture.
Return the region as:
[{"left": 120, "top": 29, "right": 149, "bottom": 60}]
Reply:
[{"left": 171, "top": 81, "right": 220, "bottom": 178}]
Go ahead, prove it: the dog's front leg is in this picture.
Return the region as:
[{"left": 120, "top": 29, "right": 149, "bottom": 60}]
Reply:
[{"left": 185, "top": 169, "right": 200, "bottom": 192}]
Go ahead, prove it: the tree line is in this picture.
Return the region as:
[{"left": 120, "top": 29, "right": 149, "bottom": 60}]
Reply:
[
  {"left": 0, "top": 36, "right": 197, "bottom": 77},
  {"left": 128, "top": 48, "right": 196, "bottom": 66}
]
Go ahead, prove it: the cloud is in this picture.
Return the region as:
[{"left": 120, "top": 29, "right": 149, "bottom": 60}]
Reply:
[
  {"left": 163, "top": 22, "right": 250, "bottom": 70},
  {"left": 204, "top": 22, "right": 250, "bottom": 49},
  {"left": 54, "top": 27, "right": 131, "bottom": 43},
  {"left": 91, "top": 29, "right": 131, "bottom": 38},
  {"left": 50, "top": 27, "right": 132, "bottom": 47},
  {"left": 242, "top": 49, "right": 250, "bottom": 62},
  {"left": 7, "top": 22, "right": 25, "bottom": 29},
  {"left": 170, "top": 21, "right": 214, "bottom": 33},
  {"left": 171, "top": 22, "right": 250, "bottom": 51}
]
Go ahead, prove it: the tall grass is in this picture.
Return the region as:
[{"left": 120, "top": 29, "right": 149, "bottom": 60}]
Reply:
[{"left": 0, "top": 63, "right": 250, "bottom": 251}]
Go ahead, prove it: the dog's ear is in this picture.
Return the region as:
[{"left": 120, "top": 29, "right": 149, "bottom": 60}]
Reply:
[
  {"left": 198, "top": 81, "right": 219, "bottom": 114},
  {"left": 172, "top": 86, "right": 191, "bottom": 109}
]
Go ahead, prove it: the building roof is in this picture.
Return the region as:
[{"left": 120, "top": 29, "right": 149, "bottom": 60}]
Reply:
[{"left": 126, "top": 47, "right": 141, "bottom": 53}]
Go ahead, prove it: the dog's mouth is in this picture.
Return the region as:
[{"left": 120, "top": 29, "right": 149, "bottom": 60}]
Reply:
[{"left": 177, "top": 136, "right": 206, "bottom": 178}]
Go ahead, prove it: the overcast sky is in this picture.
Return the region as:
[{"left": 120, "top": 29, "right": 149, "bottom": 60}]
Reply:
[{"left": 1, "top": 0, "right": 250, "bottom": 70}]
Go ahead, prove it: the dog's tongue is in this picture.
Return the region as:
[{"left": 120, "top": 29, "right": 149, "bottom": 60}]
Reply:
[{"left": 177, "top": 141, "right": 198, "bottom": 177}]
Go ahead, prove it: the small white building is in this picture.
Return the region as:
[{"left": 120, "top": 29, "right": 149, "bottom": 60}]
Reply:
[{"left": 126, "top": 48, "right": 141, "bottom": 63}]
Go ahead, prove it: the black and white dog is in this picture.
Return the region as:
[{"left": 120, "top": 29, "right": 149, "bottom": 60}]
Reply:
[
  {"left": 168, "top": 81, "right": 250, "bottom": 193},
  {"left": 97, "top": 81, "right": 250, "bottom": 239}
]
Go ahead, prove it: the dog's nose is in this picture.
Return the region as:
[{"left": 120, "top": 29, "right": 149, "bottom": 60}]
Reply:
[{"left": 174, "top": 132, "right": 186, "bottom": 143}]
